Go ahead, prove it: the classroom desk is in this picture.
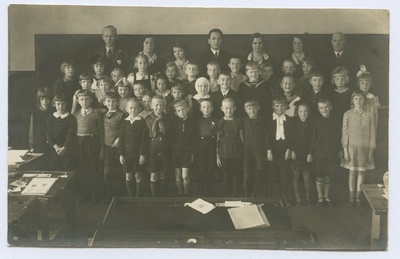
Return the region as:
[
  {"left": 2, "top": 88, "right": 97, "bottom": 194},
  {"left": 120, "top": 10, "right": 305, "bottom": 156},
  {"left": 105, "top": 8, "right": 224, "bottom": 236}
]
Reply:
[
  {"left": 91, "top": 197, "right": 318, "bottom": 249},
  {"left": 8, "top": 171, "right": 76, "bottom": 242},
  {"left": 361, "top": 184, "right": 388, "bottom": 250},
  {"left": 8, "top": 195, "right": 40, "bottom": 245},
  {"left": 8, "top": 152, "right": 44, "bottom": 173}
]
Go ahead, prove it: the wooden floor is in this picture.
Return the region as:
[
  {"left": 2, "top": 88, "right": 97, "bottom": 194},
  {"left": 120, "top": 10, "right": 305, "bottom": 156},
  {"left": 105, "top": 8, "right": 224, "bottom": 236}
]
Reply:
[{"left": 9, "top": 170, "right": 387, "bottom": 250}]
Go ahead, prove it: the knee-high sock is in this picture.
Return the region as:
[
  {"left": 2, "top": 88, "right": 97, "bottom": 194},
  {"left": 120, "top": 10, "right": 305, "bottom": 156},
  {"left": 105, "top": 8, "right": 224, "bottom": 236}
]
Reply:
[{"left": 126, "top": 179, "right": 135, "bottom": 197}]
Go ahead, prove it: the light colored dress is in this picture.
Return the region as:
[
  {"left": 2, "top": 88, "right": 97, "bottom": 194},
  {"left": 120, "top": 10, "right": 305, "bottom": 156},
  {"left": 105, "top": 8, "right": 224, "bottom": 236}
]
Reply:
[
  {"left": 365, "top": 92, "right": 380, "bottom": 131},
  {"left": 340, "top": 109, "right": 376, "bottom": 171}
]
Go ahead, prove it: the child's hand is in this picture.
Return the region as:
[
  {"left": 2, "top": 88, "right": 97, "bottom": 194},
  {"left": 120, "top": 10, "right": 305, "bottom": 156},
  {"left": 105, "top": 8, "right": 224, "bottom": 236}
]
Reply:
[
  {"left": 57, "top": 147, "right": 66, "bottom": 156},
  {"left": 267, "top": 150, "right": 273, "bottom": 162},
  {"left": 29, "top": 148, "right": 35, "bottom": 153},
  {"left": 139, "top": 155, "right": 145, "bottom": 165},
  {"left": 368, "top": 149, "right": 374, "bottom": 163},
  {"left": 291, "top": 151, "right": 297, "bottom": 160},
  {"left": 307, "top": 154, "right": 313, "bottom": 163},
  {"left": 53, "top": 144, "right": 61, "bottom": 153},
  {"left": 216, "top": 156, "right": 222, "bottom": 167},
  {"left": 120, "top": 155, "right": 125, "bottom": 165},
  {"left": 112, "top": 138, "right": 119, "bottom": 147},
  {"left": 343, "top": 149, "right": 350, "bottom": 162},
  {"left": 285, "top": 149, "right": 291, "bottom": 160}
]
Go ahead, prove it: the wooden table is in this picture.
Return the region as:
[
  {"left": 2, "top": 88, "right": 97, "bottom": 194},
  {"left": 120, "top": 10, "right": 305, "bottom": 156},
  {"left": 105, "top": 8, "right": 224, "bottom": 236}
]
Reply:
[
  {"left": 8, "top": 152, "right": 45, "bottom": 173},
  {"left": 361, "top": 184, "right": 388, "bottom": 250},
  {"left": 91, "top": 197, "right": 318, "bottom": 249},
  {"left": 8, "top": 171, "right": 76, "bottom": 242}
]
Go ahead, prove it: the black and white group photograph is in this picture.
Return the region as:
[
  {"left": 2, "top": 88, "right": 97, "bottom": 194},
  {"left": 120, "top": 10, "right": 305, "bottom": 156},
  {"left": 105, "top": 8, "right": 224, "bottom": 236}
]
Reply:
[{"left": 4, "top": 2, "right": 397, "bottom": 258}]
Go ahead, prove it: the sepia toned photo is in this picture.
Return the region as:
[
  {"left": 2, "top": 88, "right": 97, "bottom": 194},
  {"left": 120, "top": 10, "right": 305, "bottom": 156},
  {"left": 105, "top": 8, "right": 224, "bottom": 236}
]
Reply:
[{"left": 7, "top": 4, "right": 390, "bottom": 253}]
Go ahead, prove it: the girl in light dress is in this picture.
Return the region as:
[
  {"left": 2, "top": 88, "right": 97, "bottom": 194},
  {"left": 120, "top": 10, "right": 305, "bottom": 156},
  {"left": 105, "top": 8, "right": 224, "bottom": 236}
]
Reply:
[{"left": 341, "top": 90, "right": 376, "bottom": 207}]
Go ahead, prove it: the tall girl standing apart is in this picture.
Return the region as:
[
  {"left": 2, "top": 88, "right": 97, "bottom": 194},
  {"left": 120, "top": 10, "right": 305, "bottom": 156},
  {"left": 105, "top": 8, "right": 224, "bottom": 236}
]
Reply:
[{"left": 341, "top": 90, "right": 376, "bottom": 207}]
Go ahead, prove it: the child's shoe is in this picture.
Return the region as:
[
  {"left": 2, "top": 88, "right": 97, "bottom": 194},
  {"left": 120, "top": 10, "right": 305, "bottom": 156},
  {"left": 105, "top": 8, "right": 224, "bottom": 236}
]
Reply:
[
  {"left": 325, "top": 197, "right": 334, "bottom": 206},
  {"left": 356, "top": 198, "right": 363, "bottom": 207},
  {"left": 348, "top": 197, "right": 356, "bottom": 207},
  {"left": 295, "top": 197, "right": 303, "bottom": 206},
  {"left": 317, "top": 197, "right": 326, "bottom": 207}
]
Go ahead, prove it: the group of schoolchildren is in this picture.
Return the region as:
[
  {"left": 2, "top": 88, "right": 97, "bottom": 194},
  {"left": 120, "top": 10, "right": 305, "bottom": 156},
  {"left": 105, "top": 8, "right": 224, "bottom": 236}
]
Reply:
[{"left": 28, "top": 28, "right": 380, "bottom": 207}]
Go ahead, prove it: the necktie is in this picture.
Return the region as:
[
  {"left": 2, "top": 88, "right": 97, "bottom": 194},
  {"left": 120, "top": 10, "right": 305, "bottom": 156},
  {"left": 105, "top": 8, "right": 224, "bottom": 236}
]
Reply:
[
  {"left": 152, "top": 117, "right": 165, "bottom": 137},
  {"left": 214, "top": 51, "right": 218, "bottom": 59},
  {"left": 83, "top": 110, "right": 87, "bottom": 116},
  {"left": 107, "top": 48, "right": 112, "bottom": 59},
  {"left": 107, "top": 111, "right": 115, "bottom": 119},
  {"left": 336, "top": 52, "right": 341, "bottom": 59}
]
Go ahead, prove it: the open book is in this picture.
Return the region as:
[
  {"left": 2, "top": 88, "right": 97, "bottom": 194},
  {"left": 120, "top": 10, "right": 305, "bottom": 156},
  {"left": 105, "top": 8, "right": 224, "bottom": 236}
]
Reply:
[
  {"left": 21, "top": 177, "right": 58, "bottom": 195},
  {"left": 228, "top": 204, "right": 270, "bottom": 230}
]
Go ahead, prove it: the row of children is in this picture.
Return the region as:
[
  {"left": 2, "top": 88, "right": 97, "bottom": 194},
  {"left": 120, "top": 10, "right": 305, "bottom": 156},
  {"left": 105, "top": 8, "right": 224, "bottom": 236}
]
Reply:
[{"left": 30, "top": 54, "right": 379, "bottom": 206}]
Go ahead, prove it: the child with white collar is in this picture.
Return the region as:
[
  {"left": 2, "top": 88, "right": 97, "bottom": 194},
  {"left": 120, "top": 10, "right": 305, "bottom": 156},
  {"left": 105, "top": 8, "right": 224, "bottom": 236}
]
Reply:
[
  {"left": 119, "top": 98, "right": 148, "bottom": 197},
  {"left": 46, "top": 93, "right": 77, "bottom": 171}
]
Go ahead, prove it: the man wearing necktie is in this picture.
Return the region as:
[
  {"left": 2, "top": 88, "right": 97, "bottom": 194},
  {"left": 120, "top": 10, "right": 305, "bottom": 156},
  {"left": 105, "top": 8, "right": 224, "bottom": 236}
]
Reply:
[
  {"left": 95, "top": 25, "right": 128, "bottom": 75},
  {"left": 321, "top": 32, "right": 359, "bottom": 88},
  {"left": 266, "top": 96, "right": 294, "bottom": 207},
  {"left": 197, "top": 28, "right": 230, "bottom": 77}
]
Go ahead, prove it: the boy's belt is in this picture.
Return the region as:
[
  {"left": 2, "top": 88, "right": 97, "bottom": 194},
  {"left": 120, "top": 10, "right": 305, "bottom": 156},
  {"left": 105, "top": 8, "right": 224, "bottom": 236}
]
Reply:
[
  {"left": 77, "top": 134, "right": 99, "bottom": 137},
  {"left": 199, "top": 136, "right": 215, "bottom": 139}
]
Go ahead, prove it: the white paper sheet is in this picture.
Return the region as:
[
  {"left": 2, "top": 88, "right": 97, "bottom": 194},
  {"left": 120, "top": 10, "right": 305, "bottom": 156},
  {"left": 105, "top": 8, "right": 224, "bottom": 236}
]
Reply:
[{"left": 185, "top": 198, "right": 216, "bottom": 214}]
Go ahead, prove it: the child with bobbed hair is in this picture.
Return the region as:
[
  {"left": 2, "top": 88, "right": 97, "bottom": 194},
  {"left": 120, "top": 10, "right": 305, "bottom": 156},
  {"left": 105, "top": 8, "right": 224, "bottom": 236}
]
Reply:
[
  {"left": 29, "top": 87, "right": 54, "bottom": 155},
  {"left": 172, "top": 41, "right": 190, "bottom": 81},
  {"left": 46, "top": 93, "right": 77, "bottom": 171},
  {"left": 53, "top": 60, "right": 80, "bottom": 112}
]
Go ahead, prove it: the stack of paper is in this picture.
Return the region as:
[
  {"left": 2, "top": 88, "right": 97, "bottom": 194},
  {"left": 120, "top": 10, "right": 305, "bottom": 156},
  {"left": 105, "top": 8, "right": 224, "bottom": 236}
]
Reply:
[
  {"left": 21, "top": 178, "right": 58, "bottom": 195},
  {"left": 228, "top": 204, "right": 270, "bottom": 230},
  {"left": 8, "top": 150, "right": 29, "bottom": 165}
]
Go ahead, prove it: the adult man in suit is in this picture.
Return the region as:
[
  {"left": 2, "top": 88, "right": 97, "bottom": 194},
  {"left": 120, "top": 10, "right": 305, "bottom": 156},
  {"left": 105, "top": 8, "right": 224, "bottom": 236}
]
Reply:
[
  {"left": 197, "top": 28, "right": 230, "bottom": 77},
  {"left": 94, "top": 25, "right": 128, "bottom": 76},
  {"left": 321, "top": 32, "right": 359, "bottom": 88}
]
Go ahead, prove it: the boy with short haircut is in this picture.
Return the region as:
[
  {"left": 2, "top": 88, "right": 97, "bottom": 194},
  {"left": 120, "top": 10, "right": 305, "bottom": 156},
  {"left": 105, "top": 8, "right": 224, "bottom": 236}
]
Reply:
[
  {"left": 206, "top": 61, "right": 221, "bottom": 92},
  {"left": 228, "top": 54, "right": 247, "bottom": 92},
  {"left": 72, "top": 73, "right": 96, "bottom": 114},
  {"left": 260, "top": 60, "right": 280, "bottom": 96},
  {"left": 238, "top": 61, "right": 274, "bottom": 119},
  {"left": 117, "top": 81, "right": 132, "bottom": 114},
  {"left": 74, "top": 89, "right": 104, "bottom": 203},
  {"left": 172, "top": 99, "right": 196, "bottom": 196},
  {"left": 310, "top": 99, "right": 341, "bottom": 206},
  {"left": 195, "top": 98, "right": 218, "bottom": 196},
  {"left": 242, "top": 100, "right": 267, "bottom": 197},
  {"left": 303, "top": 71, "right": 332, "bottom": 120},
  {"left": 110, "top": 67, "right": 125, "bottom": 84},
  {"left": 276, "top": 58, "right": 304, "bottom": 98},
  {"left": 145, "top": 95, "right": 170, "bottom": 196},
  {"left": 211, "top": 71, "right": 240, "bottom": 119},
  {"left": 266, "top": 96, "right": 294, "bottom": 206},
  {"left": 139, "top": 93, "right": 153, "bottom": 119},
  {"left": 46, "top": 93, "right": 77, "bottom": 171},
  {"left": 95, "top": 76, "right": 114, "bottom": 109},
  {"left": 181, "top": 62, "right": 199, "bottom": 96},
  {"left": 102, "top": 91, "right": 126, "bottom": 202},
  {"left": 119, "top": 98, "right": 148, "bottom": 197}
]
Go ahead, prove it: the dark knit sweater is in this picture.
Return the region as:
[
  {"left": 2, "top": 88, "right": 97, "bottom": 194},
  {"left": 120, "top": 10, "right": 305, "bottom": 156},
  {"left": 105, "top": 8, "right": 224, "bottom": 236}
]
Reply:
[
  {"left": 46, "top": 113, "right": 77, "bottom": 150},
  {"left": 74, "top": 109, "right": 103, "bottom": 136},
  {"left": 103, "top": 110, "right": 125, "bottom": 146}
]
